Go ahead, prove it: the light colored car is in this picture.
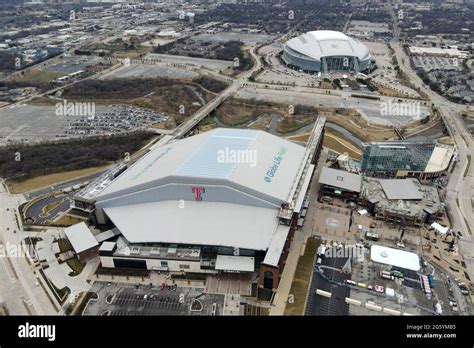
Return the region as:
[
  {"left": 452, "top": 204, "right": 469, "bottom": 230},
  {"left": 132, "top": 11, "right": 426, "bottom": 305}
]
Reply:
[{"left": 375, "top": 285, "right": 384, "bottom": 293}]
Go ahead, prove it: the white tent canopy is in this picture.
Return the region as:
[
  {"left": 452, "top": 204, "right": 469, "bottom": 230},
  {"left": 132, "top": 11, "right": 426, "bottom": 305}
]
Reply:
[
  {"left": 370, "top": 245, "right": 420, "bottom": 271},
  {"left": 431, "top": 222, "right": 449, "bottom": 235}
]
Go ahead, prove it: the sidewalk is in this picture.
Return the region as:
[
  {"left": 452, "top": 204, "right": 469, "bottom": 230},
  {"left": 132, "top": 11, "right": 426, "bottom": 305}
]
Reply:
[
  {"left": 269, "top": 233, "right": 306, "bottom": 315},
  {"left": 91, "top": 272, "right": 207, "bottom": 289},
  {"left": 269, "top": 149, "right": 328, "bottom": 315}
]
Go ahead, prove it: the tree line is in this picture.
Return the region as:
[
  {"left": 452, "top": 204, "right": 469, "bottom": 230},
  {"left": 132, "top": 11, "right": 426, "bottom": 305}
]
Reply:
[{"left": 0, "top": 130, "right": 155, "bottom": 181}]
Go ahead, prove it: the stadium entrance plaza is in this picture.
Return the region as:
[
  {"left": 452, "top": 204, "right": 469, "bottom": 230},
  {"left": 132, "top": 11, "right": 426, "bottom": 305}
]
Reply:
[{"left": 308, "top": 200, "right": 424, "bottom": 248}]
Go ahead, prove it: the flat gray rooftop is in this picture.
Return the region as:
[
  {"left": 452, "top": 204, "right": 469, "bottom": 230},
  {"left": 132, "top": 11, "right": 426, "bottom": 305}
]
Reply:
[
  {"left": 319, "top": 167, "right": 362, "bottom": 193},
  {"left": 379, "top": 179, "right": 423, "bottom": 200},
  {"left": 64, "top": 222, "right": 98, "bottom": 254}
]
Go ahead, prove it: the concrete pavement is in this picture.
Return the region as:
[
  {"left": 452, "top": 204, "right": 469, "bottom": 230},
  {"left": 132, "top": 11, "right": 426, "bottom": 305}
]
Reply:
[
  {"left": 389, "top": 6, "right": 473, "bottom": 282},
  {"left": 0, "top": 180, "right": 57, "bottom": 315},
  {"left": 269, "top": 150, "right": 328, "bottom": 315}
]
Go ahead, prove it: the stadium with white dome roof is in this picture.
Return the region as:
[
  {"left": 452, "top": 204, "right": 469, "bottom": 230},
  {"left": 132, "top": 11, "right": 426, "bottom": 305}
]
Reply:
[{"left": 282, "top": 30, "right": 373, "bottom": 73}]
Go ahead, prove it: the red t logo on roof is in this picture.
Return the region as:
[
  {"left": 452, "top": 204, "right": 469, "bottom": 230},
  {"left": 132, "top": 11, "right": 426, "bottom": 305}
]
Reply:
[{"left": 192, "top": 187, "right": 205, "bottom": 201}]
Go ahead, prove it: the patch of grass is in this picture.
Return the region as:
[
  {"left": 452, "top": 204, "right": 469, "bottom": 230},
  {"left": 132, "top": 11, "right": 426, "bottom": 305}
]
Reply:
[
  {"left": 214, "top": 103, "right": 259, "bottom": 127},
  {"left": 6, "top": 164, "right": 113, "bottom": 194},
  {"left": 287, "top": 133, "right": 310, "bottom": 143},
  {"left": 323, "top": 130, "right": 362, "bottom": 159},
  {"left": 319, "top": 81, "right": 335, "bottom": 89},
  {"left": 66, "top": 257, "right": 85, "bottom": 276},
  {"left": 57, "top": 237, "right": 85, "bottom": 275},
  {"left": 247, "top": 114, "right": 273, "bottom": 131},
  {"left": 42, "top": 200, "right": 62, "bottom": 215},
  {"left": 57, "top": 238, "right": 73, "bottom": 253},
  {"left": 276, "top": 115, "right": 317, "bottom": 134},
  {"left": 54, "top": 215, "right": 87, "bottom": 226},
  {"left": 284, "top": 237, "right": 320, "bottom": 315},
  {"left": 15, "top": 69, "right": 62, "bottom": 83}
]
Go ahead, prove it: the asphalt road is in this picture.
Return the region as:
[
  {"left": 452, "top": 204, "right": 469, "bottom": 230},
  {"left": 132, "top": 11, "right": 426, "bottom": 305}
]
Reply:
[
  {"left": 388, "top": 5, "right": 474, "bottom": 281},
  {"left": 0, "top": 179, "right": 57, "bottom": 314}
]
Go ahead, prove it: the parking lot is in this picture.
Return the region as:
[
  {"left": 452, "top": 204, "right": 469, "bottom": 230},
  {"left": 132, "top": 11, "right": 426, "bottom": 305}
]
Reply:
[
  {"left": 64, "top": 105, "right": 167, "bottom": 136},
  {"left": 305, "top": 255, "right": 350, "bottom": 316},
  {"left": 413, "top": 56, "right": 462, "bottom": 72},
  {"left": 348, "top": 256, "right": 459, "bottom": 316},
  {"left": 0, "top": 104, "right": 166, "bottom": 144},
  {"left": 83, "top": 282, "right": 225, "bottom": 316},
  {"left": 43, "top": 57, "right": 104, "bottom": 75},
  {"left": 365, "top": 41, "right": 421, "bottom": 98}
]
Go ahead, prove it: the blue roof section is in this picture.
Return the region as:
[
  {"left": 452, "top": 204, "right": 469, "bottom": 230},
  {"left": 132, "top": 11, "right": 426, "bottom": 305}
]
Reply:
[
  {"left": 211, "top": 128, "right": 259, "bottom": 140},
  {"left": 175, "top": 128, "right": 259, "bottom": 179}
]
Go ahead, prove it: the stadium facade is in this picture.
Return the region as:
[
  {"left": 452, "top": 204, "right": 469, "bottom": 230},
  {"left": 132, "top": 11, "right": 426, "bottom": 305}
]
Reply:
[
  {"left": 73, "top": 119, "right": 325, "bottom": 290},
  {"left": 282, "top": 30, "right": 373, "bottom": 73}
]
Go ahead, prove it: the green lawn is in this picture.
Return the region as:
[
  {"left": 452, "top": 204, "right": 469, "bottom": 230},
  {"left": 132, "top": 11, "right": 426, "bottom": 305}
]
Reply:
[
  {"left": 16, "top": 69, "right": 62, "bottom": 83},
  {"left": 57, "top": 238, "right": 85, "bottom": 275},
  {"left": 284, "top": 237, "right": 320, "bottom": 315}
]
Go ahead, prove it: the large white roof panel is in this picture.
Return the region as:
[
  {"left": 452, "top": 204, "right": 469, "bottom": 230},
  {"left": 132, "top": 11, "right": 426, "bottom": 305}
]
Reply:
[
  {"left": 215, "top": 255, "right": 255, "bottom": 272},
  {"left": 64, "top": 222, "right": 98, "bottom": 254},
  {"left": 285, "top": 30, "right": 370, "bottom": 61},
  {"left": 104, "top": 201, "right": 280, "bottom": 250},
  {"left": 96, "top": 128, "right": 306, "bottom": 203},
  {"left": 370, "top": 245, "right": 420, "bottom": 271}
]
